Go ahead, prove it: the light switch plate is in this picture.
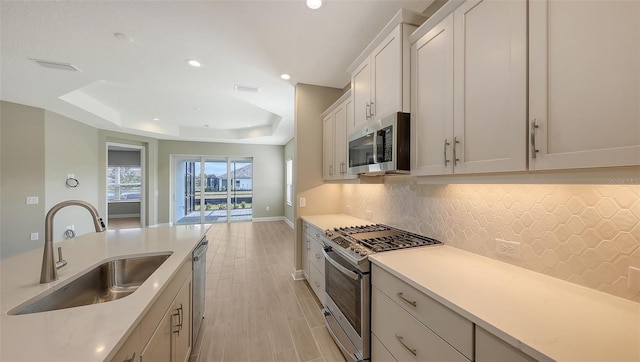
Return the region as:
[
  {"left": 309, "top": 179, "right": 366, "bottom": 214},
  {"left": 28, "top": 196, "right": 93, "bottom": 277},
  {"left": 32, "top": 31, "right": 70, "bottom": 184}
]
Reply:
[
  {"left": 299, "top": 197, "right": 306, "bottom": 208},
  {"left": 26, "top": 196, "right": 39, "bottom": 205},
  {"left": 30, "top": 232, "right": 39, "bottom": 241}
]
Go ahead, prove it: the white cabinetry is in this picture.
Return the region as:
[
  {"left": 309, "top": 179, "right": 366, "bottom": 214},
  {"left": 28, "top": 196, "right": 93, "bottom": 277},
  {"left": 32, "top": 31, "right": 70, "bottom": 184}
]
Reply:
[
  {"left": 371, "top": 264, "right": 474, "bottom": 361},
  {"left": 411, "top": 0, "right": 527, "bottom": 176},
  {"left": 348, "top": 10, "right": 427, "bottom": 130},
  {"left": 111, "top": 261, "right": 192, "bottom": 362},
  {"left": 301, "top": 221, "right": 326, "bottom": 305},
  {"left": 476, "top": 326, "right": 536, "bottom": 362},
  {"left": 529, "top": 0, "right": 640, "bottom": 170},
  {"left": 322, "top": 91, "right": 355, "bottom": 181}
]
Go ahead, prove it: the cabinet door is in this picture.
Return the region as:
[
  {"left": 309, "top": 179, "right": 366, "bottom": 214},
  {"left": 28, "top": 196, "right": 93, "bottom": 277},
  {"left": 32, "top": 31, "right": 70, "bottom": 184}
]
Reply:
[
  {"left": 452, "top": 0, "right": 527, "bottom": 174},
  {"left": 141, "top": 309, "right": 171, "bottom": 362},
  {"left": 372, "top": 25, "right": 402, "bottom": 120},
  {"left": 411, "top": 13, "right": 455, "bottom": 176},
  {"left": 346, "top": 97, "right": 355, "bottom": 137},
  {"left": 322, "top": 114, "right": 334, "bottom": 180},
  {"left": 172, "top": 278, "right": 191, "bottom": 362},
  {"left": 352, "top": 58, "right": 371, "bottom": 130},
  {"left": 529, "top": 0, "right": 640, "bottom": 170},
  {"left": 476, "top": 326, "right": 536, "bottom": 362},
  {"left": 333, "top": 101, "right": 348, "bottom": 178}
]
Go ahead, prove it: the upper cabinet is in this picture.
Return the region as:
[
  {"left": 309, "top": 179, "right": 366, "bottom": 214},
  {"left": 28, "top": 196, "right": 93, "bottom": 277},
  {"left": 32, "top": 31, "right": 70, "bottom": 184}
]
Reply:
[
  {"left": 529, "top": 0, "right": 640, "bottom": 170},
  {"left": 322, "top": 91, "right": 355, "bottom": 181},
  {"left": 411, "top": 0, "right": 527, "bottom": 176},
  {"left": 348, "top": 10, "right": 428, "bottom": 131}
]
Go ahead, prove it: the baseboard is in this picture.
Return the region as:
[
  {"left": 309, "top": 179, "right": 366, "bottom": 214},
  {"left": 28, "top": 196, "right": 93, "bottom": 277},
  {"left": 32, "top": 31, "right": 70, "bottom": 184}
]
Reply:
[
  {"left": 291, "top": 270, "right": 305, "bottom": 280},
  {"left": 252, "top": 216, "right": 286, "bottom": 223},
  {"left": 109, "top": 214, "right": 141, "bottom": 219},
  {"left": 283, "top": 218, "right": 294, "bottom": 229}
]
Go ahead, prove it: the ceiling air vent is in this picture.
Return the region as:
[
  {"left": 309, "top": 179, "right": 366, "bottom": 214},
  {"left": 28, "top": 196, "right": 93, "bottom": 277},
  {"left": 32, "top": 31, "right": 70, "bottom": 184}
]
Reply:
[
  {"left": 234, "top": 84, "right": 261, "bottom": 93},
  {"left": 29, "top": 58, "right": 81, "bottom": 72}
]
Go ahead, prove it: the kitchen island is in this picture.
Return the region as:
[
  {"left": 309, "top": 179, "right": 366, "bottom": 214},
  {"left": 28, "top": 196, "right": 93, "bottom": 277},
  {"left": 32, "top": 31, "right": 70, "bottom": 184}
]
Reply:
[{"left": 0, "top": 224, "right": 209, "bottom": 361}]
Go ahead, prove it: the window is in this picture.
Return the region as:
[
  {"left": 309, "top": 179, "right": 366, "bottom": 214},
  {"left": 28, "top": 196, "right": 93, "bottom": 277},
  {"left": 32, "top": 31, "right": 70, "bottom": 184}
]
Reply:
[
  {"left": 107, "top": 166, "right": 142, "bottom": 201},
  {"left": 286, "top": 159, "right": 293, "bottom": 206}
]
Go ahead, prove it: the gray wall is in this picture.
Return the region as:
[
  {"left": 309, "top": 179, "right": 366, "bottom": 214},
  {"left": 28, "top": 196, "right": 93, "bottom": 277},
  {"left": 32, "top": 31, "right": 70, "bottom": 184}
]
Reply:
[
  {"left": 44, "top": 110, "right": 100, "bottom": 243},
  {"left": 157, "top": 140, "right": 285, "bottom": 223},
  {"left": 284, "top": 138, "right": 295, "bottom": 226},
  {"left": 0, "top": 101, "right": 46, "bottom": 258}
]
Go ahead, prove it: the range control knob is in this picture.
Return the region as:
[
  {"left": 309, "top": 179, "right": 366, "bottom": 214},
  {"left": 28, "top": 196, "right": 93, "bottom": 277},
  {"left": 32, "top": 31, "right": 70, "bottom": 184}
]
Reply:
[{"left": 359, "top": 250, "right": 368, "bottom": 256}]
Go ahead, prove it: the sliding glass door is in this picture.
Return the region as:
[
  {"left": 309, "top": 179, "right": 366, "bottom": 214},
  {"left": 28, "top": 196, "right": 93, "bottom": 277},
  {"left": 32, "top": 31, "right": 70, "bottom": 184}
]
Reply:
[{"left": 174, "top": 156, "right": 253, "bottom": 224}]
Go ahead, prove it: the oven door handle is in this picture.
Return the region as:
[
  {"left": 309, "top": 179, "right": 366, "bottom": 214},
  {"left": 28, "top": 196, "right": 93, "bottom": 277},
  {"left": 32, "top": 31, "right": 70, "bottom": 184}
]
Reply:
[{"left": 322, "top": 248, "right": 361, "bottom": 281}]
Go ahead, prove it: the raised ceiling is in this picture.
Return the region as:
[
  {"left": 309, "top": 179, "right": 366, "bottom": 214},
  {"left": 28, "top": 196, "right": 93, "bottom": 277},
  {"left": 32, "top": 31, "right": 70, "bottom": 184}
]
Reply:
[{"left": 0, "top": 1, "right": 432, "bottom": 145}]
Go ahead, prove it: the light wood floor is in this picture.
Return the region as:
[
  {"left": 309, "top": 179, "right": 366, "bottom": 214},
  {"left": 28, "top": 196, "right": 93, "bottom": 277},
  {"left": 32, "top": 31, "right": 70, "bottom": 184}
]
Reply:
[
  {"left": 191, "top": 221, "right": 346, "bottom": 362},
  {"left": 108, "top": 217, "right": 141, "bottom": 230}
]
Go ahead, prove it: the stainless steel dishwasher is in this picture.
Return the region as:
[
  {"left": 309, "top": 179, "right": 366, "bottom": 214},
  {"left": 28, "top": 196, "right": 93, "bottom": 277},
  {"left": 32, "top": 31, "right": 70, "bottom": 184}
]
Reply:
[{"left": 192, "top": 237, "right": 208, "bottom": 345}]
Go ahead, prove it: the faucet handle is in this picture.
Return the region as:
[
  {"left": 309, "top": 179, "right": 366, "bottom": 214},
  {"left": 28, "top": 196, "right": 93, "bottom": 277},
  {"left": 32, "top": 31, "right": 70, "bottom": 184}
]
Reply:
[{"left": 56, "top": 246, "right": 67, "bottom": 269}]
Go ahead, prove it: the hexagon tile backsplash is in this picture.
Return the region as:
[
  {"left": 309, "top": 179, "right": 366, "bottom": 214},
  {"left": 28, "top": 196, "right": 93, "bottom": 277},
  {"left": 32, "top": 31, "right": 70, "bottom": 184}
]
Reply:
[{"left": 342, "top": 178, "right": 640, "bottom": 302}]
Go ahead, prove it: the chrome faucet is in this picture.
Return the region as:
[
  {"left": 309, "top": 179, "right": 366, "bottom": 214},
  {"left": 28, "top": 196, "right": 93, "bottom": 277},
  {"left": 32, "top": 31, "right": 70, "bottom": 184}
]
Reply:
[{"left": 40, "top": 200, "right": 106, "bottom": 283}]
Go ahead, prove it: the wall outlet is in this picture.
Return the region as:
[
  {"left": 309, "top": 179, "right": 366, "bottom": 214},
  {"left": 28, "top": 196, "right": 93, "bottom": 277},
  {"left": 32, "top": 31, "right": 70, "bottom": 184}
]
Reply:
[
  {"left": 299, "top": 197, "right": 306, "bottom": 208},
  {"left": 345, "top": 205, "right": 351, "bottom": 215},
  {"left": 495, "top": 238, "right": 521, "bottom": 259},
  {"left": 30, "top": 232, "right": 39, "bottom": 241},
  {"left": 365, "top": 210, "right": 373, "bottom": 221},
  {"left": 66, "top": 225, "right": 75, "bottom": 231},
  {"left": 67, "top": 173, "right": 75, "bottom": 179},
  {"left": 26, "top": 196, "right": 39, "bottom": 205},
  {"left": 266, "top": 206, "right": 270, "bottom": 211},
  {"left": 629, "top": 266, "right": 640, "bottom": 291}
]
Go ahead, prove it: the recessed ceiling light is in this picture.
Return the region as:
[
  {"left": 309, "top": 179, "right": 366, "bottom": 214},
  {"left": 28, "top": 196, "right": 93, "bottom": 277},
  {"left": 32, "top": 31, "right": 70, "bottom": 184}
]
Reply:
[
  {"left": 152, "top": 117, "right": 160, "bottom": 121},
  {"left": 306, "top": 0, "right": 323, "bottom": 10},
  {"left": 186, "top": 59, "right": 202, "bottom": 68},
  {"left": 280, "top": 73, "right": 291, "bottom": 80}
]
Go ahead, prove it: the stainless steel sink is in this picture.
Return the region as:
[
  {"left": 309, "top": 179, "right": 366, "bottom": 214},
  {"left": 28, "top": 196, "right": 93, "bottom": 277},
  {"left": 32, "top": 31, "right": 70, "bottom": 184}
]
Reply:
[{"left": 10, "top": 253, "right": 172, "bottom": 315}]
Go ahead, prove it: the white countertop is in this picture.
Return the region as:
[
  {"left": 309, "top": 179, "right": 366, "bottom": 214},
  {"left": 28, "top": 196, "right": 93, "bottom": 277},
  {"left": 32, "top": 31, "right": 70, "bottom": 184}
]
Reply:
[
  {"left": 370, "top": 246, "right": 640, "bottom": 362},
  {"left": 0, "top": 224, "right": 209, "bottom": 362}
]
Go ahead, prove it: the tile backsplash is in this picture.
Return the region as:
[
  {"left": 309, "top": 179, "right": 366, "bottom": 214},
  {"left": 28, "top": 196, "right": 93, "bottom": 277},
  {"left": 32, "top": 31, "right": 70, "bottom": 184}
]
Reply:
[{"left": 342, "top": 178, "right": 640, "bottom": 302}]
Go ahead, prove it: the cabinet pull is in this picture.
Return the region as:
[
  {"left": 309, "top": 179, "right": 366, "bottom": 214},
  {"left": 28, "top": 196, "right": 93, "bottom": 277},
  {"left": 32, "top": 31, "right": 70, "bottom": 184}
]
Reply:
[
  {"left": 123, "top": 352, "right": 136, "bottom": 362},
  {"left": 396, "top": 292, "right": 417, "bottom": 307},
  {"left": 366, "top": 102, "right": 371, "bottom": 120},
  {"left": 395, "top": 335, "right": 417, "bottom": 356},
  {"left": 453, "top": 136, "right": 460, "bottom": 165},
  {"left": 443, "top": 138, "right": 451, "bottom": 166},
  {"left": 329, "top": 165, "right": 333, "bottom": 176},
  {"left": 314, "top": 281, "right": 320, "bottom": 288},
  {"left": 173, "top": 303, "right": 184, "bottom": 335},
  {"left": 370, "top": 102, "right": 375, "bottom": 118},
  {"left": 315, "top": 253, "right": 321, "bottom": 259},
  {"left": 530, "top": 119, "right": 539, "bottom": 159}
]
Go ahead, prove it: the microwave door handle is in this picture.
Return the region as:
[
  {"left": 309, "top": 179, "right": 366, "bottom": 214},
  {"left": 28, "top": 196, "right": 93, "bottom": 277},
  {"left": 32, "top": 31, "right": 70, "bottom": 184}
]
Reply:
[
  {"left": 322, "top": 248, "right": 360, "bottom": 281},
  {"left": 371, "top": 131, "right": 378, "bottom": 164}
]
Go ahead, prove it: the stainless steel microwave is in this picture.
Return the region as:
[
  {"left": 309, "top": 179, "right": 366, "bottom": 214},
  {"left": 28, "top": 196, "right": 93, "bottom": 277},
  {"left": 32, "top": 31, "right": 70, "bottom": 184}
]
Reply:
[{"left": 347, "top": 112, "right": 410, "bottom": 176}]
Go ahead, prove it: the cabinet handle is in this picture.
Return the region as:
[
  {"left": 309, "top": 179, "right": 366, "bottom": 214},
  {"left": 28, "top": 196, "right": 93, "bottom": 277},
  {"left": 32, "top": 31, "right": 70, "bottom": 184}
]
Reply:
[
  {"left": 443, "top": 138, "right": 451, "bottom": 166},
  {"left": 396, "top": 292, "right": 417, "bottom": 307},
  {"left": 123, "top": 352, "right": 136, "bottom": 362},
  {"left": 530, "top": 119, "right": 539, "bottom": 159},
  {"left": 315, "top": 253, "right": 321, "bottom": 259},
  {"left": 315, "top": 281, "right": 320, "bottom": 288},
  {"left": 366, "top": 102, "right": 370, "bottom": 120},
  {"left": 173, "top": 303, "right": 184, "bottom": 335},
  {"left": 453, "top": 136, "right": 460, "bottom": 165},
  {"left": 395, "top": 335, "right": 417, "bottom": 356},
  {"left": 370, "top": 102, "right": 375, "bottom": 118}
]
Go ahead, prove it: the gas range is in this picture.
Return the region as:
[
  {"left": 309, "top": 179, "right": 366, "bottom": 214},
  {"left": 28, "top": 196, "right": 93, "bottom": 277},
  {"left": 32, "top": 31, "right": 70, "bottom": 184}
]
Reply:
[{"left": 324, "top": 223, "right": 442, "bottom": 267}]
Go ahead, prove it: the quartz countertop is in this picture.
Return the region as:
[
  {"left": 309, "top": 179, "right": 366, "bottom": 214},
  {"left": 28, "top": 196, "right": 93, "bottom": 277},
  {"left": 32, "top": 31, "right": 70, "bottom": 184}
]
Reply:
[
  {"left": 370, "top": 246, "right": 640, "bottom": 362},
  {"left": 0, "top": 224, "right": 209, "bottom": 362}
]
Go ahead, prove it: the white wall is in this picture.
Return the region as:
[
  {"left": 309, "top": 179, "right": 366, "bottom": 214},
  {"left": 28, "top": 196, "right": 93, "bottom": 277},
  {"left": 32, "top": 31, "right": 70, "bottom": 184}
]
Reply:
[{"left": 284, "top": 138, "right": 295, "bottom": 226}]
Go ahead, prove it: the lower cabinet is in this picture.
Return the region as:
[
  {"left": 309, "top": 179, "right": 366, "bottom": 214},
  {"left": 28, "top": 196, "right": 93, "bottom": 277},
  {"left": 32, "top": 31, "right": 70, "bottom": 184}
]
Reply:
[
  {"left": 371, "top": 264, "right": 473, "bottom": 362},
  {"left": 110, "top": 261, "right": 192, "bottom": 362},
  {"left": 301, "top": 221, "right": 326, "bottom": 305},
  {"left": 476, "top": 326, "right": 537, "bottom": 362}
]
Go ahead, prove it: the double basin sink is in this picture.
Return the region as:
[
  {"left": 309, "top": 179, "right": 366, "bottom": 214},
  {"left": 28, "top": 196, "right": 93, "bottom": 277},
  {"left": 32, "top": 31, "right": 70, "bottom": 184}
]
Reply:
[{"left": 10, "top": 252, "right": 172, "bottom": 315}]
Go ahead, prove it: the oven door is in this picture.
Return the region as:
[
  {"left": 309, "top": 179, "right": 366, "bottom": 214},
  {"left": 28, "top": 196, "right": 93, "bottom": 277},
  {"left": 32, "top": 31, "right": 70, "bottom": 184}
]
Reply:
[{"left": 322, "top": 247, "right": 370, "bottom": 361}]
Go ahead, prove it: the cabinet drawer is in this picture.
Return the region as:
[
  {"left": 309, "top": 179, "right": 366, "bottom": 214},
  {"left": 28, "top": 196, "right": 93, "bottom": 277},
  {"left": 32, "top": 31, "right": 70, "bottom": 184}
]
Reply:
[
  {"left": 372, "top": 264, "right": 473, "bottom": 360},
  {"left": 372, "top": 287, "right": 469, "bottom": 362},
  {"left": 309, "top": 263, "right": 325, "bottom": 306},
  {"left": 308, "top": 239, "right": 325, "bottom": 275},
  {"left": 372, "top": 333, "right": 397, "bottom": 362}
]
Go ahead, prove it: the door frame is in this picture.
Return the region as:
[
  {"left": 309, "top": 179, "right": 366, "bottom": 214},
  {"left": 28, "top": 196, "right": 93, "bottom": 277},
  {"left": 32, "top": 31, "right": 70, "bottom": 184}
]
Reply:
[{"left": 105, "top": 142, "right": 146, "bottom": 228}]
